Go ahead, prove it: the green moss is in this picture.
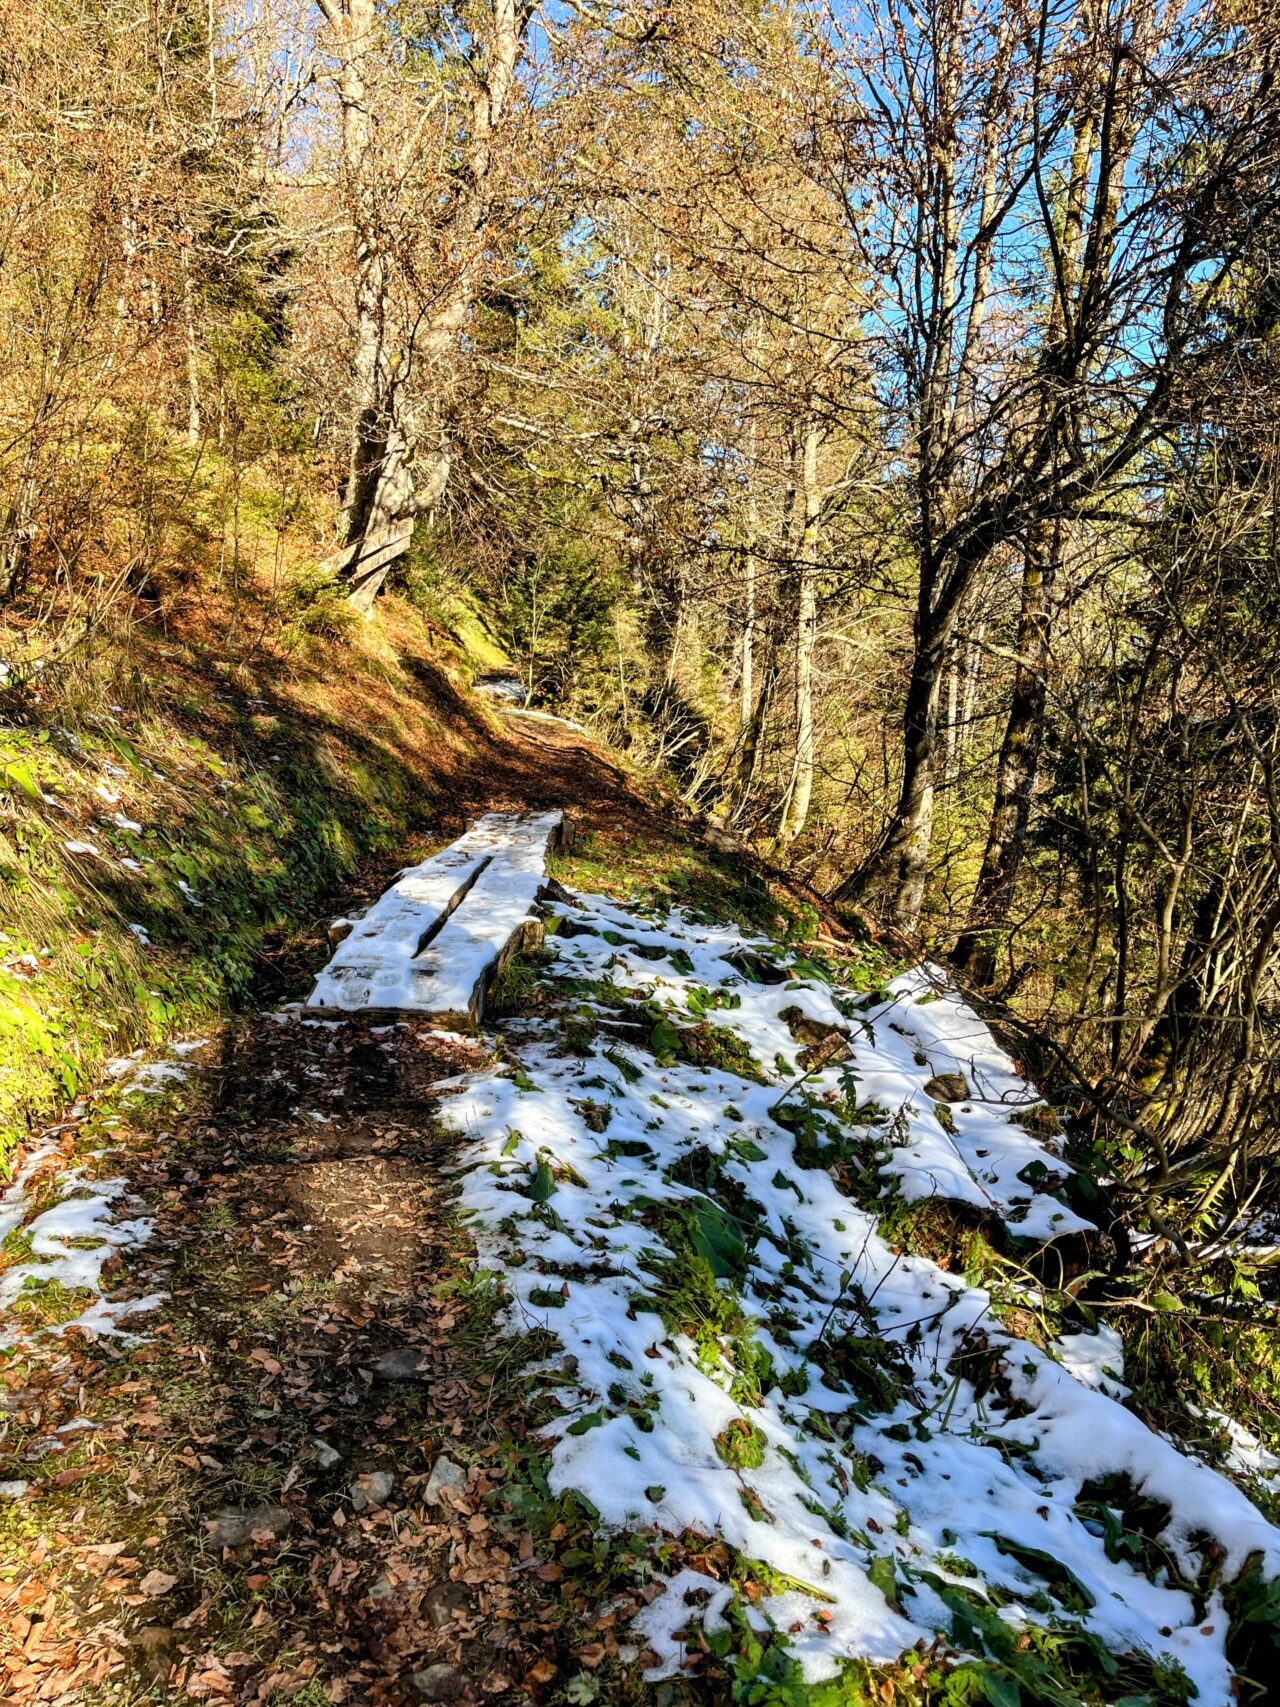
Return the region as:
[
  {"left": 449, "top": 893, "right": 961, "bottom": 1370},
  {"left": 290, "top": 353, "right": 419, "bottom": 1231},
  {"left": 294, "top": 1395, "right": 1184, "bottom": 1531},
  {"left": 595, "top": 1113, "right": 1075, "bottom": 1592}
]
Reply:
[
  {"left": 551, "top": 827, "right": 807, "bottom": 942},
  {"left": 9, "top": 1276, "right": 96, "bottom": 1326}
]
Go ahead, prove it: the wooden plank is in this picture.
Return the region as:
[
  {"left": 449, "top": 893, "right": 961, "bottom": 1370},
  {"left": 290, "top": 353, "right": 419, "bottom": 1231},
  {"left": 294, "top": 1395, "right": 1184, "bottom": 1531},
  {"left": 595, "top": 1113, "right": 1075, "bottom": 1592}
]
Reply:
[{"left": 305, "top": 811, "right": 566, "bottom": 1028}]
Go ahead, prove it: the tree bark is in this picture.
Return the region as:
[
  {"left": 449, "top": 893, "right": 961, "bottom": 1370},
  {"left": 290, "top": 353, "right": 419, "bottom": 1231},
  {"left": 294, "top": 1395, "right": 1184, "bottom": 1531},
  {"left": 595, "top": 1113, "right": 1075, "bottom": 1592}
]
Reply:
[
  {"left": 953, "top": 528, "right": 1057, "bottom": 982},
  {"left": 834, "top": 617, "right": 947, "bottom": 927},
  {"left": 779, "top": 415, "right": 821, "bottom": 843},
  {"left": 316, "top": 0, "right": 530, "bottom": 597}
]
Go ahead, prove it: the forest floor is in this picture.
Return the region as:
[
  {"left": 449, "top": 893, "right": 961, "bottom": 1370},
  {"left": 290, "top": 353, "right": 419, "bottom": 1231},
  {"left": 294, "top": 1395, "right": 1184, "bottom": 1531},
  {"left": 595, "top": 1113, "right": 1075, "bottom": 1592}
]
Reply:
[
  {"left": 0, "top": 712, "right": 676, "bottom": 1706},
  {"left": 2, "top": 712, "right": 1279, "bottom": 1707}
]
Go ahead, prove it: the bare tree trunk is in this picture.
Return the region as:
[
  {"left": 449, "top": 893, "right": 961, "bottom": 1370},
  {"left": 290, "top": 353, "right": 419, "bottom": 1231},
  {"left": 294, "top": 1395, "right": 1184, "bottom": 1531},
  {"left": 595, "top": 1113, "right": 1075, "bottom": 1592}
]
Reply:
[
  {"left": 181, "top": 228, "right": 201, "bottom": 446},
  {"left": 734, "top": 639, "right": 779, "bottom": 824},
  {"left": 835, "top": 617, "right": 947, "bottom": 926},
  {"left": 960, "top": 621, "right": 984, "bottom": 757},
  {"left": 944, "top": 646, "right": 960, "bottom": 788},
  {"left": 779, "top": 415, "right": 821, "bottom": 843},
  {"left": 953, "top": 527, "right": 1057, "bottom": 982},
  {"left": 316, "top": 0, "right": 529, "bottom": 604},
  {"left": 740, "top": 417, "right": 760, "bottom": 733},
  {"left": 314, "top": 0, "right": 385, "bottom": 543},
  {"left": 740, "top": 537, "right": 756, "bottom": 730}
]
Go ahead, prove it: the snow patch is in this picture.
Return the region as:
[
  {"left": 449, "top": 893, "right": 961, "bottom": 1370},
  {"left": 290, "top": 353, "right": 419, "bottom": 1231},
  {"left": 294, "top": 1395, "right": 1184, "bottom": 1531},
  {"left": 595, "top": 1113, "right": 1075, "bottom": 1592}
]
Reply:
[
  {"left": 0, "top": 1158, "right": 162, "bottom": 1350},
  {"left": 442, "top": 888, "right": 1280, "bottom": 1703}
]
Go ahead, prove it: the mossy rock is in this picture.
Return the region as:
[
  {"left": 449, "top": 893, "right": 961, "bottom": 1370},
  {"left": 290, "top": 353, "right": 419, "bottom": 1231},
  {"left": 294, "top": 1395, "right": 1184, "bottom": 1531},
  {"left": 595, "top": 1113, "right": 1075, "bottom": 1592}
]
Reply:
[
  {"left": 923, "top": 1072, "right": 969, "bottom": 1102},
  {"left": 1014, "top": 1102, "right": 1062, "bottom": 1140}
]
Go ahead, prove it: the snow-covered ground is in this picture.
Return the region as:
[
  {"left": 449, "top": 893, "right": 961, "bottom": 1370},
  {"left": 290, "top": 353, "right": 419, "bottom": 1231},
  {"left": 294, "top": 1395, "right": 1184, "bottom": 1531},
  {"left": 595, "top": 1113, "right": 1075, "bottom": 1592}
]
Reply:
[
  {"left": 476, "top": 675, "right": 526, "bottom": 703},
  {"left": 442, "top": 887, "right": 1280, "bottom": 1703},
  {"left": 0, "top": 1043, "right": 204, "bottom": 1357}
]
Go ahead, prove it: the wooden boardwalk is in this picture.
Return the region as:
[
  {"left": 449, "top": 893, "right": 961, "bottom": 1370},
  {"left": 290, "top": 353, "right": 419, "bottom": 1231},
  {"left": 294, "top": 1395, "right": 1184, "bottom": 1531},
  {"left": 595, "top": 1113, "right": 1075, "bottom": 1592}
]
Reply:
[{"left": 305, "top": 811, "right": 566, "bottom": 1028}]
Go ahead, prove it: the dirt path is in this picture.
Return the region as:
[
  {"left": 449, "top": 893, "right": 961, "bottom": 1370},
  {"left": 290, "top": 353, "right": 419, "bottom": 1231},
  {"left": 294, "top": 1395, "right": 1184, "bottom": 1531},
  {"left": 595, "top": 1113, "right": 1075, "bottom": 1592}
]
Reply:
[
  {"left": 0, "top": 714, "right": 672, "bottom": 1706},
  {"left": 0, "top": 1004, "right": 595, "bottom": 1704}
]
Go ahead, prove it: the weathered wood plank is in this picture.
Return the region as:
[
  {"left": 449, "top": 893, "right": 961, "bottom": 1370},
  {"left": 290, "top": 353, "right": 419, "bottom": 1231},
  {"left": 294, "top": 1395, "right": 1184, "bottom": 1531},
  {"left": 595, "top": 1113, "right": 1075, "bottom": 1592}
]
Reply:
[
  {"left": 305, "top": 810, "right": 566, "bottom": 1028},
  {"left": 316, "top": 518, "right": 414, "bottom": 581}
]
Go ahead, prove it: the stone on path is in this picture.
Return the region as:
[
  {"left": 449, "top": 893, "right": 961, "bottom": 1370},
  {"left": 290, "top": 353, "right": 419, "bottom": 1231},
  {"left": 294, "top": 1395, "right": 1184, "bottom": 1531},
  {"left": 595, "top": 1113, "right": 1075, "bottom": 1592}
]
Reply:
[
  {"left": 411, "top": 1664, "right": 464, "bottom": 1702},
  {"left": 924, "top": 1071, "right": 970, "bottom": 1102},
  {"left": 206, "top": 1505, "right": 292, "bottom": 1548},
  {"left": 372, "top": 1346, "right": 431, "bottom": 1382},
  {"left": 129, "top": 1623, "right": 182, "bottom": 1684},
  {"left": 350, "top": 1468, "right": 394, "bottom": 1510},
  {"left": 424, "top": 1581, "right": 470, "bottom": 1629},
  {"left": 423, "top": 1454, "right": 467, "bottom": 1506}
]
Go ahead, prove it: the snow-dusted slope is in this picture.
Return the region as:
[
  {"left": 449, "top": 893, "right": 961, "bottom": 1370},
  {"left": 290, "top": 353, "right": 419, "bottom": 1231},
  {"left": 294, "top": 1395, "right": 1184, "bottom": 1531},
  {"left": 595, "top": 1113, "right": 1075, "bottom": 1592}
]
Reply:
[
  {"left": 442, "top": 887, "right": 1280, "bottom": 1704},
  {"left": 307, "top": 810, "right": 562, "bottom": 1020}
]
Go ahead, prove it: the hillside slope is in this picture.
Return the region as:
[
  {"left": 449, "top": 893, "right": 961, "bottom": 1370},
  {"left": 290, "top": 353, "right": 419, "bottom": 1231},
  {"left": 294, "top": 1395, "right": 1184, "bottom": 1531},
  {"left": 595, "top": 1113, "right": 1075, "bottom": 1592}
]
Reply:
[
  {"left": 2, "top": 752, "right": 1279, "bottom": 1705},
  {"left": 0, "top": 595, "right": 669, "bottom": 1170}
]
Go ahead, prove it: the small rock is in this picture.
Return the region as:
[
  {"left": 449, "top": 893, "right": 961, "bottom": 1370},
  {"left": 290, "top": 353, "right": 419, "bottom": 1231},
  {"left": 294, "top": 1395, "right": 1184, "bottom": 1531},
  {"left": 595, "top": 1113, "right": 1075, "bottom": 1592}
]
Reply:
[
  {"left": 779, "top": 1005, "right": 849, "bottom": 1050},
  {"left": 350, "top": 1469, "right": 394, "bottom": 1511},
  {"left": 700, "top": 818, "right": 746, "bottom": 856},
  {"left": 923, "top": 1072, "right": 969, "bottom": 1103},
  {"left": 368, "top": 1574, "right": 396, "bottom": 1603},
  {"left": 411, "top": 1664, "right": 464, "bottom": 1703},
  {"left": 314, "top": 1438, "right": 342, "bottom": 1470},
  {"left": 797, "top": 1031, "right": 853, "bottom": 1070},
  {"left": 372, "top": 1347, "right": 431, "bottom": 1383},
  {"left": 423, "top": 1582, "right": 469, "bottom": 1629},
  {"left": 205, "top": 1505, "right": 292, "bottom": 1549},
  {"left": 423, "top": 1454, "right": 467, "bottom": 1506}
]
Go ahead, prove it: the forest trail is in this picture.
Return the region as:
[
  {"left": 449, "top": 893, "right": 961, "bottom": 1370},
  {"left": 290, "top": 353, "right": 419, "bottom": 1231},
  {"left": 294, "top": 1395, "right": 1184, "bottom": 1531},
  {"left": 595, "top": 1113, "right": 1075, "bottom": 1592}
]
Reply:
[
  {"left": 0, "top": 716, "right": 664, "bottom": 1706},
  {"left": 2, "top": 715, "right": 1279, "bottom": 1707}
]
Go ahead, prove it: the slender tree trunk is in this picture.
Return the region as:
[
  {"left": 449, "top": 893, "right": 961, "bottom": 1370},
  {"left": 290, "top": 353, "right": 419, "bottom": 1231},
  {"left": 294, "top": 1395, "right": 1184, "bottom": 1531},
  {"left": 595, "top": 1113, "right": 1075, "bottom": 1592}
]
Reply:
[
  {"left": 734, "top": 641, "right": 779, "bottom": 824},
  {"left": 181, "top": 229, "right": 201, "bottom": 446},
  {"left": 740, "top": 417, "right": 760, "bottom": 732},
  {"left": 944, "top": 647, "right": 960, "bottom": 788},
  {"left": 863, "top": 631, "right": 942, "bottom": 921},
  {"left": 953, "top": 528, "right": 1058, "bottom": 982},
  {"left": 960, "top": 621, "right": 984, "bottom": 754},
  {"left": 779, "top": 416, "right": 821, "bottom": 842},
  {"left": 318, "top": 0, "right": 528, "bottom": 599},
  {"left": 740, "top": 539, "right": 756, "bottom": 729},
  {"left": 317, "top": 0, "right": 385, "bottom": 544}
]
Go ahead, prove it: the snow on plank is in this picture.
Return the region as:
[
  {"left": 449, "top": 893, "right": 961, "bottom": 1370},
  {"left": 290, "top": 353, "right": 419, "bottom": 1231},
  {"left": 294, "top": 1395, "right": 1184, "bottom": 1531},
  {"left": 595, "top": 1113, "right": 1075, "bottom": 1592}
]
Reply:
[{"left": 306, "top": 810, "right": 564, "bottom": 1026}]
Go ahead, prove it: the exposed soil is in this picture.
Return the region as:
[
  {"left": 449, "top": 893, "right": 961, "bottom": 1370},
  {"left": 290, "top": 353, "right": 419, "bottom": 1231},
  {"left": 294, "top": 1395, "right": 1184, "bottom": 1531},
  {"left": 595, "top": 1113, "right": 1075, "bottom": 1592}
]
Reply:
[{"left": 0, "top": 1011, "right": 583, "bottom": 1705}]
